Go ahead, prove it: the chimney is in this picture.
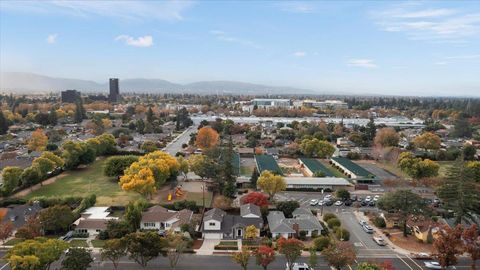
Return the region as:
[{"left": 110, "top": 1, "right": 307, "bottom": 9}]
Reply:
[{"left": 292, "top": 223, "right": 300, "bottom": 236}]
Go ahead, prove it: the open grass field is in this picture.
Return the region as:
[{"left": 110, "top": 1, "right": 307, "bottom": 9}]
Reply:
[
  {"left": 437, "top": 161, "right": 455, "bottom": 177},
  {"left": 24, "top": 158, "right": 142, "bottom": 206}
]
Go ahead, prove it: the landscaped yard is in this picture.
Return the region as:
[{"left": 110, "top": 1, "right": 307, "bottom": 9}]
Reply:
[
  {"left": 4, "top": 238, "right": 24, "bottom": 246},
  {"left": 69, "top": 239, "right": 88, "bottom": 247},
  {"left": 91, "top": 239, "right": 106, "bottom": 248},
  {"left": 437, "top": 161, "right": 455, "bottom": 177},
  {"left": 24, "top": 158, "right": 142, "bottom": 206}
]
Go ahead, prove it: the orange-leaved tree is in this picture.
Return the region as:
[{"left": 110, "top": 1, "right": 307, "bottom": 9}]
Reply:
[
  {"left": 195, "top": 126, "right": 219, "bottom": 150},
  {"left": 28, "top": 128, "right": 48, "bottom": 151}
]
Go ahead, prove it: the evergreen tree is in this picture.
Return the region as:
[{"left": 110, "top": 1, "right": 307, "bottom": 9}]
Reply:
[
  {"left": 437, "top": 156, "right": 480, "bottom": 224},
  {"left": 146, "top": 106, "right": 154, "bottom": 123},
  {"left": 48, "top": 107, "right": 58, "bottom": 126},
  {"left": 74, "top": 100, "right": 85, "bottom": 123},
  {"left": 0, "top": 110, "right": 9, "bottom": 135},
  {"left": 221, "top": 136, "right": 237, "bottom": 197},
  {"left": 365, "top": 117, "right": 376, "bottom": 143}
]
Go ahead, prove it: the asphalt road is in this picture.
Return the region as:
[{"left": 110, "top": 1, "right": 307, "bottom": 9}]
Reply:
[
  {"left": 0, "top": 251, "right": 472, "bottom": 270},
  {"left": 163, "top": 125, "right": 198, "bottom": 156}
]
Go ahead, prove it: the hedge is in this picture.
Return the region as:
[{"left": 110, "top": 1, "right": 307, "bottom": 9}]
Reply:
[
  {"left": 327, "top": 218, "right": 341, "bottom": 229},
  {"left": 323, "top": 213, "right": 337, "bottom": 222}
]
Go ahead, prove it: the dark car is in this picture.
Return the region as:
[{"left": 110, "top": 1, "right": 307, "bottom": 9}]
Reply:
[
  {"left": 351, "top": 195, "right": 358, "bottom": 201},
  {"left": 360, "top": 200, "right": 368, "bottom": 207},
  {"left": 325, "top": 200, "right": 334, "bottom": 206},
  {"left": 368, "top": 201, "right": 376, "bottom": 207},
  {"left": 344, "top": 200, "right": 353, "bottom": 206}
]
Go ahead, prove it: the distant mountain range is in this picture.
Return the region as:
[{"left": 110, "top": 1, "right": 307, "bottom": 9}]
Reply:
[{"left": 0, "top": 72, "right": 320, "bottom": 95}]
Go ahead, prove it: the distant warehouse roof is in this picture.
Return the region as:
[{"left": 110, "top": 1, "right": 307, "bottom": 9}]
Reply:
[
  {"left": 284, "top": 177, "right": 352, "bottom": 190},
  {"left": 254, "top": 155, "right": 283, "bottom": 175},
  {"left": 299, "top": 158, "right": 334, "bottom": 177},
  {"left": 330, "top": 157, "right": 375, "bottom": 179}
]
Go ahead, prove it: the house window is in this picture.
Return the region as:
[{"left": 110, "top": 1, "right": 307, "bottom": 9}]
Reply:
[
  {"left": 209, "top": 222, "right": 216, "bottom": 226},
  {"left": 165, "top": 223, "right": 171, "bottom": 228},
  {"left": 143, "top": 222, "right": 155, "bottom": 227}
]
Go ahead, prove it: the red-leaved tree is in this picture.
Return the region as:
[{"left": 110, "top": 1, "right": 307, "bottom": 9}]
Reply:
[
  {"left": 0, "top": 221, "right": 13, "bottom": 243},
  {"left": 241, "top": 192, "right": 269, "bottom": 207},
  {"left": 462, "top": 224, "right": 480, "bottom": 270},
  {"left": 277, "top": 238, "right": 304, "bottom": 270},
  {"left": 433, "top": 225, "right": 464, "bottom": 269},
  {"left": 255, "top": 245, "right": 275, "bottom": 270}
]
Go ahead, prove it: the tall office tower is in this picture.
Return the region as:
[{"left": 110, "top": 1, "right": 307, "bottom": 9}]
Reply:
[
  {"left": 61, "top": 89, "right": 81, "bottom": 103},
  {"left": 109, "top": 78, "right": 120, "bottom": 102}
]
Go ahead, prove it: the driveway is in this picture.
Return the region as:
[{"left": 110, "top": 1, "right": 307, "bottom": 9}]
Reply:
[{"left": 196, "top": 239, "right": 220, "bottom": 255}]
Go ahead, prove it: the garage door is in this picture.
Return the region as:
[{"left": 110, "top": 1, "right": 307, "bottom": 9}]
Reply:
[{"left": 203, "top": 233, "right": 223, "bottom": 239}]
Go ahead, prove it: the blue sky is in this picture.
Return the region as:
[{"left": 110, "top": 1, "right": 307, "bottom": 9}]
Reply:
[{"left": 1, "top": 1, "right": 479, "bottom": 96}]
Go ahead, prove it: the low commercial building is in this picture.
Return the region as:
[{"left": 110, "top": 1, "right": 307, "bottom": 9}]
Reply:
[
  {"left": 298, "top": 158, "right": 334, "bottom": 177},
  {"left": 330, "top": 157, "right": 376, "bottom": 179},
  {"left": 252, "top": 98, "right": 291, "bottom": 109},
  {"left": 302, "top": 100, "right": 348, "bottom": 110},
  {"left": 284, "top": 177, "right": 353, "bottom": 191},
  {"left": 255, "top": 154, "right": 283, "bottom": 175}
]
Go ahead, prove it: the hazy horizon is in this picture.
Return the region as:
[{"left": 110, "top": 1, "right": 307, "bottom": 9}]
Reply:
[{"left": 1, "top": 1, "right": 479, "bottom": 97}]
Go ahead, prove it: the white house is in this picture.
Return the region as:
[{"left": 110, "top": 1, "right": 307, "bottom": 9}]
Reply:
[
  {"left": 73, "top": 207, "right": 118, "bottom": 236},
  {"left": 140, "top": 205, "right": 193, "bottom": 233}
]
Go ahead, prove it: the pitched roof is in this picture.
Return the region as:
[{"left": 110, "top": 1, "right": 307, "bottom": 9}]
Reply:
[
  {"left": 141, "top": 206, "right": 193, "bottom": 228},
  {"left": 204, "top": 208, "right": 226, "bottom": 222},
  {"left": 267, "top": 211, "right": 295, "bottom": 233},
  {"left": 240, "top": 204, "right": 261, "bottom": 217},
  {"left": 255, "top": 155, "right": 283, "bottom": 175},
  {"left": 330, "top": 157, "right": 375, "bottom": 178},
  {"left": 299, "top": 158, "right": 334, "bottom": 177},
  {"left": 75, "top": 219, "right": 108, "bottom": 230},
  {"left": 267, "top": 208, "right": 323, "bottom": 233}
]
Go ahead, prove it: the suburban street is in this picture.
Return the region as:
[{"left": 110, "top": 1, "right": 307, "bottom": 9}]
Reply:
[
  {"left": 0, "top": 252, "right": 472, "bottom": 270},
  {"left": 163, "top": 125, "right": 198, "bottom": 156}
]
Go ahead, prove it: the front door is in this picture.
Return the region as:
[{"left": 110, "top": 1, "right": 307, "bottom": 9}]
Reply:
[{"left": 237, "top": 229, "right": 242, "bottom": 238}]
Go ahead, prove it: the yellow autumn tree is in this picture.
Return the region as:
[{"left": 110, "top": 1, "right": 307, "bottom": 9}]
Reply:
[
  {"left": 119, "top": 167, "right": 156, "bottom": 197},
  {"left": 195, "top": 126, "right": 219, "bottom": 150},
  {"left": 257, "top": 171, "right": 286, "bottom": 200},
  {"left": 28, "top": 128, "right": 48, "bottom": 151},
  {"left": 245, "top": 225, "right": 258, "bottom": 239},
  {"left": 120, "top": 151, "right": 180, "bottom": 196}
]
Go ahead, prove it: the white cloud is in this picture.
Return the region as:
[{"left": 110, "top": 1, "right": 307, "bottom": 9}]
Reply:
[
  {"left": 210, "top": 30, "right": 261, "bottom": 49},
  {"left": 115, "top": 35, "right": 153, "bottom": 47},
  {"left": 1, "top": 1, "right": 194, "bottom": 22},
  {"left": 292, "top": 51, "right": 306, "bottom": 57},
  {"left": 347, "top": 59, "right": 378, "bottom": 68},
  {"left": 280, "top": 2, "right": 315, "bottom": 14},
  {"left": 373, "top": 4, "right": 480, "bottom": 42},
  {"left": 46, "top": 34, "right": 57, "bottom": 44}
]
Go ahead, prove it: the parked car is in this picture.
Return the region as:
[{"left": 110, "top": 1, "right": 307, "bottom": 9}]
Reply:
[
  {"left": 286, "top": 263, "right": 314, "bottom": 270},
  {"left": 365, "top": 196, "right": 372, "bottom": 202},
  {"left": 360, "top": 200, "right": 368, "bottom": 206},
  {"left": 368, "top": 201, "right": 376, "bottom": 207},
  {"left": 351, "top": 195, "right": 358, "bottom": 201},
  {"left": 317, "top": 200, "right": 324, "bottom": 206},
  {"left": 363, "top": 225, "right": 374, "bottom": 233},
  {"left": 424, "top": 261, "right": 442, "bottom": 269},
  {"left": 373, "top": 236, "right": 386, "bottom": 246},
  {"left": 359, "top": 219, "right": 368, "bottom": 226},
  {"left": 411, "top": 253, "right": 432, "bottom": 260},
  {"left": 334, "top": 200, "right": 343, "bottom": 206},
  {"left": 325, "top": 200, "right": 334, "bottom": 206},
  {"left": 373, "top": 195, "right": 380, "bottom": 202},
  {"left": 309, "top": 199, "right": 318, "bottom": 206},
  {"left": 344, "top": 200, "right": 353, "bottom": 206}
]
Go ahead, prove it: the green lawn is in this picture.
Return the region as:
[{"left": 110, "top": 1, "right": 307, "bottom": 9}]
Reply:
[
  {"left": 240, "top": 165, "right": 254, "bottom": 176},
  {"left": 438, "top": 161, "right": 455, "bottom": 177},
  {"left": 3, "top": 238, "right": 24, "bottom": 246},
  {"left": 319, "top": 160, "right": 345, "bottom": 178},
  {"left": 69, "top": 239, "right": 88, "bottom": 247},
  {"left": 91, "top": 240, "right": 105, "bottom": 248},
  {"left": 184, "top": 192, "right": 213, "bottom": 207},
  {"left": 219, "top": 241, "right": 238, "bottom": 246},
  {"left": 25, "top": 158, "right": 142, "bottom": 206}
]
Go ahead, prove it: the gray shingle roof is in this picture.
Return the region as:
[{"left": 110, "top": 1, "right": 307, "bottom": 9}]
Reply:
[
  {"left": 204, "top": 208, "right": 226, "bottom": 222},
  {"left": 268, "top": 208, "right": 323, "bottom": 234},
  {"left": 240, "top": 203, "right": 261, "bottom": 217}
]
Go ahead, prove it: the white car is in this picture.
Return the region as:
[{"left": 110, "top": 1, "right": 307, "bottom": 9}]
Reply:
[
  {"left": 365, "top": 196, "right": 372, "bottom": 202},
  {"left": 324, "top": 194, "right": 333, "bottom": 200},
  {"left": 363, "top": 225, "right": 374, "bottom": 234},
  {"left": 424, "top": 261, "right": 442, "bottom": 269},
  {"left": 359, "top": 219, "right": 367, "bottom": 226},
  {"left": 309, "top": 199, "right": 318, "bottom": 206},
  {"left": 317, "top": 200, "right": 324, "bottom": 206},
  {"left": 373, "top": 195, "right": 380, "bottom": 202},
  {"left": 373, "top": 236, "right": 386, "bottom": 246},
  {"left": 286, "top": 262, "right": 314, "bottom": 270},
  {"left": 334, "top": 200, "right": 343, "bottom": 206}
]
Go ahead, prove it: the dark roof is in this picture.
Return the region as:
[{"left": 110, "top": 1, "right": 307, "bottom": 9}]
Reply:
[
  {"left": 141, "top": 206, "right": 193, "bottom": 228},
  {"left": 255, "top": 155, "right": 283, "bottom": 175},
  {"left": 0, "top": 158, "right": 33, "bottom": 170},
  {"left": 2, "top": 203, "right": 42, "bottom": 229},
  {"left": 202, "top": 214, "right": 263, "bottom": 234},
  {"left": 299, "top": 158, "right": 334, "bottom": 177},
  {"left": 330, "top": 157, "right": 375, "bottom": 178}
]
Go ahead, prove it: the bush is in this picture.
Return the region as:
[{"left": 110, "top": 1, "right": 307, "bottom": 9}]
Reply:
[
  {"left": 319, "top": 221, "right": 329, "bottom": 236},
  {"left": 323, "top": 213, "right": 337, "bottom": 222},
  {"left": 313, "top": 236, "right": 331, "bottom": 251},
  {"left": 311, "top": 230, "right": 319, "bottom": 238},
  {"left": 72, "top": 232, "right": 89, "bottom": 238},
  {"left": 373, "top": 217, "right": 386, "bottom": 228},
  {"left": 298, "top": 230, "right": 307, "bottom": 240},
  {"left": 29, "top": 196, "right": 83, "bottom": 208},
  {"left": 0, "top": 198, "right": 27, "bottom": 207},
  {"left": 335, "top": 227, "right": 350, "bottom": 241},
  {"left": 173, "top": 200, "right": 198, "bottom": 212},
  {"left": 97, "top": 231, "right": 109, "bottom": 240},
  {"left": 327, "top": 218, "right": 341, "bottom": 229}
]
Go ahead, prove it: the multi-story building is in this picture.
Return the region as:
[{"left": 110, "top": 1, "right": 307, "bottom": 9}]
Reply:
[
  {"left": 109, "top": 78, "right": 120, "bottom": 102},
  {"left": 302, "top": 99, "right": 348, "bottom": 110},
  {"left": 61, "top": 90, "right": 81, "bottom": 103},
  {"left": 251, "top": 98, "right": 291, "bottom": 109}
]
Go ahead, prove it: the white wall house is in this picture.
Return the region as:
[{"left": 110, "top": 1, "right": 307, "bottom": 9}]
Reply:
[{"left": 140, "top": 206, "right": 193, "bottom": 234}]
